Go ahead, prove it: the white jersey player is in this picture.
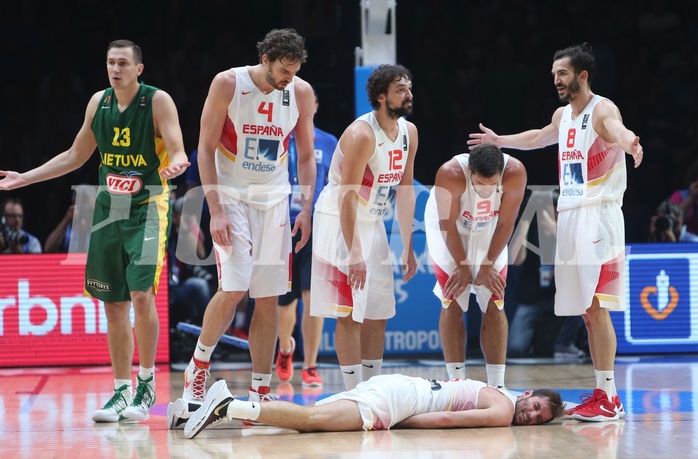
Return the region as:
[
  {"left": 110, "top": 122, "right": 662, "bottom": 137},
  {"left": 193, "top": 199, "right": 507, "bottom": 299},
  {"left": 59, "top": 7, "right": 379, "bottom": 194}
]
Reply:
[
  {"left": 425, "top": 144, "right": 526, "bottom": 386},
  {"left": 168, "top": 29, "right": 317, "bottom": 429},
  {"left": 468, "top": 42, "right": 643, "bottom": 422},
  {"left": 310, "top": 65, "right": 418, "bottom": 391}
]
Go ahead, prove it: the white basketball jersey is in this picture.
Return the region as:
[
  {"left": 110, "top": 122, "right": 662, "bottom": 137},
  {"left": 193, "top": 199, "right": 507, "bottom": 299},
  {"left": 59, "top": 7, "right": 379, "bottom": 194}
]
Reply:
[
  {"left": 557, "top": 95, "right": 626, "bottom": 211},
  {"left": 315, "top": 112, "right": 410, "bottom": 220},
  {"left": 215, "top": 66, "right": 299, "bottom": 210},
  {"left": 426, "top": 153, "right": 509, "bottom": 235},
  {"left": 429, "top": 378, "right": 516, "bottom": 412}
]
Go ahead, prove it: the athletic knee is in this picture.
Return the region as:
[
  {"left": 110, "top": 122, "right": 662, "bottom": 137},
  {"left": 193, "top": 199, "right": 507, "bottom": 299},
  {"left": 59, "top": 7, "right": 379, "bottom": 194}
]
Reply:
[
  {"left": 217, "top": 290, "right": 245, "bottom": 306},
  {"left": 441, "top": 303, "right": 464, "bottom": 318}
]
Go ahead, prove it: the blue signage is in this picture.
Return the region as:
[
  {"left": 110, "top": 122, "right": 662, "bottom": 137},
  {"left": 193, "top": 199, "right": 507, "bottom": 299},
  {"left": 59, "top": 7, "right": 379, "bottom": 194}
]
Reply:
[{"left": 614, "top": 243, "right": 698, "bottom": 353}]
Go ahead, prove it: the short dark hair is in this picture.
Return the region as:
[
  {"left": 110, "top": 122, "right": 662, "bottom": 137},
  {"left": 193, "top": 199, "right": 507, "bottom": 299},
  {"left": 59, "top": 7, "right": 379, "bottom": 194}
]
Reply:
[
  {"left": 532, "top": 389, "right": 565, "bottom": 423},
  {"left": 107, "top": 39, "right": 142, "bottom": 64},
  {"left": 468, "top": 144, "right": 504, "bottom": 178},
  {"left": 366, "top": 64, "right": 412, "bottom": 110},
  {"left": 1, "top": 197, "right": 23, "bottom": 212},
  {"left": 256, "top": 28, "right": 308, "bottom": 64},
  {"left": 553, "top": 42, "right": 595, "bottom": 84}
]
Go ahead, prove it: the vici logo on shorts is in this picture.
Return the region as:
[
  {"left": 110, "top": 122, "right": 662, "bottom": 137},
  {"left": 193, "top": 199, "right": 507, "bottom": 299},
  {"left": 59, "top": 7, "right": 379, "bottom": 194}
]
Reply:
[{"left": 106, "top": 172, "right": 143, "bottom": 194}]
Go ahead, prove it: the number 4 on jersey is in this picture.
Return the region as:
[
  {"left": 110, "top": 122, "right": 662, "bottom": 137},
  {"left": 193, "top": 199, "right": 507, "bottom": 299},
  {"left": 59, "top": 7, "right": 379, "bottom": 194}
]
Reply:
[{"left": 258, "top": 102, "right": 273, "bottom": 123}]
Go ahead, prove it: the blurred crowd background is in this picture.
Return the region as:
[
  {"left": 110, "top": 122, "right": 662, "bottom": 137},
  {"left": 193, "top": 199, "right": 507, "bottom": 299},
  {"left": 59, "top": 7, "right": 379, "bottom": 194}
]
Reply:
[{"left": 0, "top": 0, "right": 695, "bottom": 245}]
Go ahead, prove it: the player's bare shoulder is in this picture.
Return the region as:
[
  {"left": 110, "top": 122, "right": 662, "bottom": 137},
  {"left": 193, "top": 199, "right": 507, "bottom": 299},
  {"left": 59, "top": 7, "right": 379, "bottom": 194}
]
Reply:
[
  {"left": 592, "top": 97, "right": 622, "bottom": 120},
  {"left": 291, "top": 76, "right": 315, "bottom": 114},
  {"left": 209, "top": 67, "right": 238, "bottom": 101},
  {"left": 85, "top": 90, "right": 106, "bottom": 120},
  {"left": 291, "top": 75, "right": 312, "bottom": 97},
  {"left": 551, "top": 105, "right": 566, "bottom": 127},
  {"left": 591, "top": 97, "right": 622, "bottom": 137},
  {"left": 435, "top": 156, "right": 466, "bottom": 191},
  {"left": 502, "top": 155, "right": 527, "bottom": 195},
  {"left": 405, "top": 119, "right": 419, "bottom": 142},
  {"left": 503, "top": 155, "right": 526, "bottom": 178},
  {"left": 339, "top": 117, "right": 375, "bottom": 155},
  {"left": 151, "top": 88, "right": 176, "bottom": 110},
  {"left": 477, "top": 387, "right": 516, "bottom": 425}
]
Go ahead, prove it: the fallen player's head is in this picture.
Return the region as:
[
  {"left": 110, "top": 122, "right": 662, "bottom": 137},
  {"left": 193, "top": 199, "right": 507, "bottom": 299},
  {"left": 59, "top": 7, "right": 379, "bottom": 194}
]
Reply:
[{"left": 513, "top": 389, "right": 565, "bottom": 425}]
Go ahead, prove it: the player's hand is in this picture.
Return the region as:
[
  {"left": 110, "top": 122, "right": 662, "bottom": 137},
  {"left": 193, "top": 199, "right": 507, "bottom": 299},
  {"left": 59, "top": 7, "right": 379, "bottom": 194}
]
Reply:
[
  {"left": 209, "top": 211, "right": 233, "bottom": 253},
  {"left": 467, "top": 123, "right": 498, "bottom": 150},
  {"left": 474, "top": 265, "right": 505, "bottom": 300},
  {"left": 292, "top": 208, "right": 311, "bottom": 252},
  {"left": 0, "top": 170, "right": 27, "bottom": 191},
  {"left": 347, "top": 249, "right": 367, "bottom": 290},
  {"left": 629, "top": 137, "right": 643, "bottom": 168},
  {"left": 402, "top": 249, "right": 417, "bottom": 283},
  {"left": 159, "top": 161, "right": 191, "bottom": 180},
  {"left": 444, "top": 264, "right": 473, "bottom": 300}
]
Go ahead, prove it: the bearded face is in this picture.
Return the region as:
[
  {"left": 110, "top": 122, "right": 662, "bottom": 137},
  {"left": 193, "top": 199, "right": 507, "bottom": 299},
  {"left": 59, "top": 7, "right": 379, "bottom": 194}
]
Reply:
[
  {"left": 557, "top": 73, "right": 581, "bottom": 102},
  {"left": 383, "top": 77, "right": 414, "bottom": 119},
  {"left": 264, "top": 58, "right": 300, "bottom": 91},
  {"left": 386, "top": 96, "right": 414, "bottom": 118}
]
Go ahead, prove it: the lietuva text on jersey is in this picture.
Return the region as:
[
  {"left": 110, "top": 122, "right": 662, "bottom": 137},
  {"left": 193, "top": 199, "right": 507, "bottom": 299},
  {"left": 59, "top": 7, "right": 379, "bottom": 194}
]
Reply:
[{"left": 101, "top": 152, "right": 148, "bottom": 167}]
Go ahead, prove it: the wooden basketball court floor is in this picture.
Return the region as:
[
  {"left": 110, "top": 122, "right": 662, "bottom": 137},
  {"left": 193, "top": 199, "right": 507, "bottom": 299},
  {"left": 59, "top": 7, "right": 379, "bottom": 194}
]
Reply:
[{"left": 2, "top": 355, "right": 697, "bottom": 458}]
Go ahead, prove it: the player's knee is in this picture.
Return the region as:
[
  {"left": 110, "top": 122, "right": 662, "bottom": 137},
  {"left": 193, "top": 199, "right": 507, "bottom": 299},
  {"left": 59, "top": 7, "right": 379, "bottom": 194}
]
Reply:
[{"left": 130, "top": 290, "right": 154, "bottom": 309}]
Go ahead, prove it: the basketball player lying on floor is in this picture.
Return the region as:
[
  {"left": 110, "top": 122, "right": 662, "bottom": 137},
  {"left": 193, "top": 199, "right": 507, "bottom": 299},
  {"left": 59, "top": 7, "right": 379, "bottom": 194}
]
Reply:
[{"left": 184, "top": 374, "right": 565, "bottom": 438}]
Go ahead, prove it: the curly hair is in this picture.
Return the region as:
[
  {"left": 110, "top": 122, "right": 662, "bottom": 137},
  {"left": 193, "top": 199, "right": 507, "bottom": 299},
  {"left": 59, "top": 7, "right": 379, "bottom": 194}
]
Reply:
[
  {"left": 256, "top": 28, "right": 308, "bottom": 64},
  {"left": 366, "top": 64, "right": 412, "bottom": 110}
]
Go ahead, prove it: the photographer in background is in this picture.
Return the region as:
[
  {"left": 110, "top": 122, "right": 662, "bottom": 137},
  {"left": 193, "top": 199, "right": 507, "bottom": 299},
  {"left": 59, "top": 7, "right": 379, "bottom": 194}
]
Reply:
[
  {"left": 648, "top": 200, "right": 698, "bottom": 243},
  {"left": 0, "top": 197, "right": 42, "bottom": 254}
]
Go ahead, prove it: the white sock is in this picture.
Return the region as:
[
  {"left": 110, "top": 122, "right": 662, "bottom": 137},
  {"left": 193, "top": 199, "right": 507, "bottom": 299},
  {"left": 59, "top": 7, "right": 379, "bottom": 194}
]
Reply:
[
  {"left": 340, "top": 364, "right": 363, "bottom": 390},
  {"left": 361, "top": 359, "right": 383, "bottom": 380},
  {"left": 194, "top": 340, "right": 216, "bottom": 362},
  {"left": 596, "top": 370, "right": 616, "bottom": 398},
  {"left": 114, "top": 379, "right": 132, "bottom": 393},
  {"left": 446, "top": 362, "right": 466, "bottom": 380},
  {"left": 228, "top": 398, "right": 261, "bottom": 421},
  {"left": 138, "top": 366, "right": 154, "bottom": 383},
  {"left": 486, "top": 364, "right": 506, "bottom": 388},
  {"left": 250, "top": 373, "right": 272, "bottom": 391}
]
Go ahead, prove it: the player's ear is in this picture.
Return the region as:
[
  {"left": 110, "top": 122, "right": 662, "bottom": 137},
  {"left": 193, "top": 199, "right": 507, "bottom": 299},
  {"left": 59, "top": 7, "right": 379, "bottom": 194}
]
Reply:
[
  {"left": 522, "top": 389, "right": 533, "bottom": 397},
  {"left": 579, "top": 70, "right": 589, "bottom": 83}
]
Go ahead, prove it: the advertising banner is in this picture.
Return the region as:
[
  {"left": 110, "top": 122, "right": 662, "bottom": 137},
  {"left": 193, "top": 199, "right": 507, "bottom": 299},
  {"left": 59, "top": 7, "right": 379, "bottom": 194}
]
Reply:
[{"left": 0, "top": 254, "right": 169, "bottom": 367}]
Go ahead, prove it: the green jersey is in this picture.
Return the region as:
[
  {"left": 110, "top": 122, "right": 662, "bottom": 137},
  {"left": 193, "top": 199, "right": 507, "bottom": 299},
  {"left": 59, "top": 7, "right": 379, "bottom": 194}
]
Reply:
[{"left": 91, "top": 83, "right": 171, "bottom": 208}]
